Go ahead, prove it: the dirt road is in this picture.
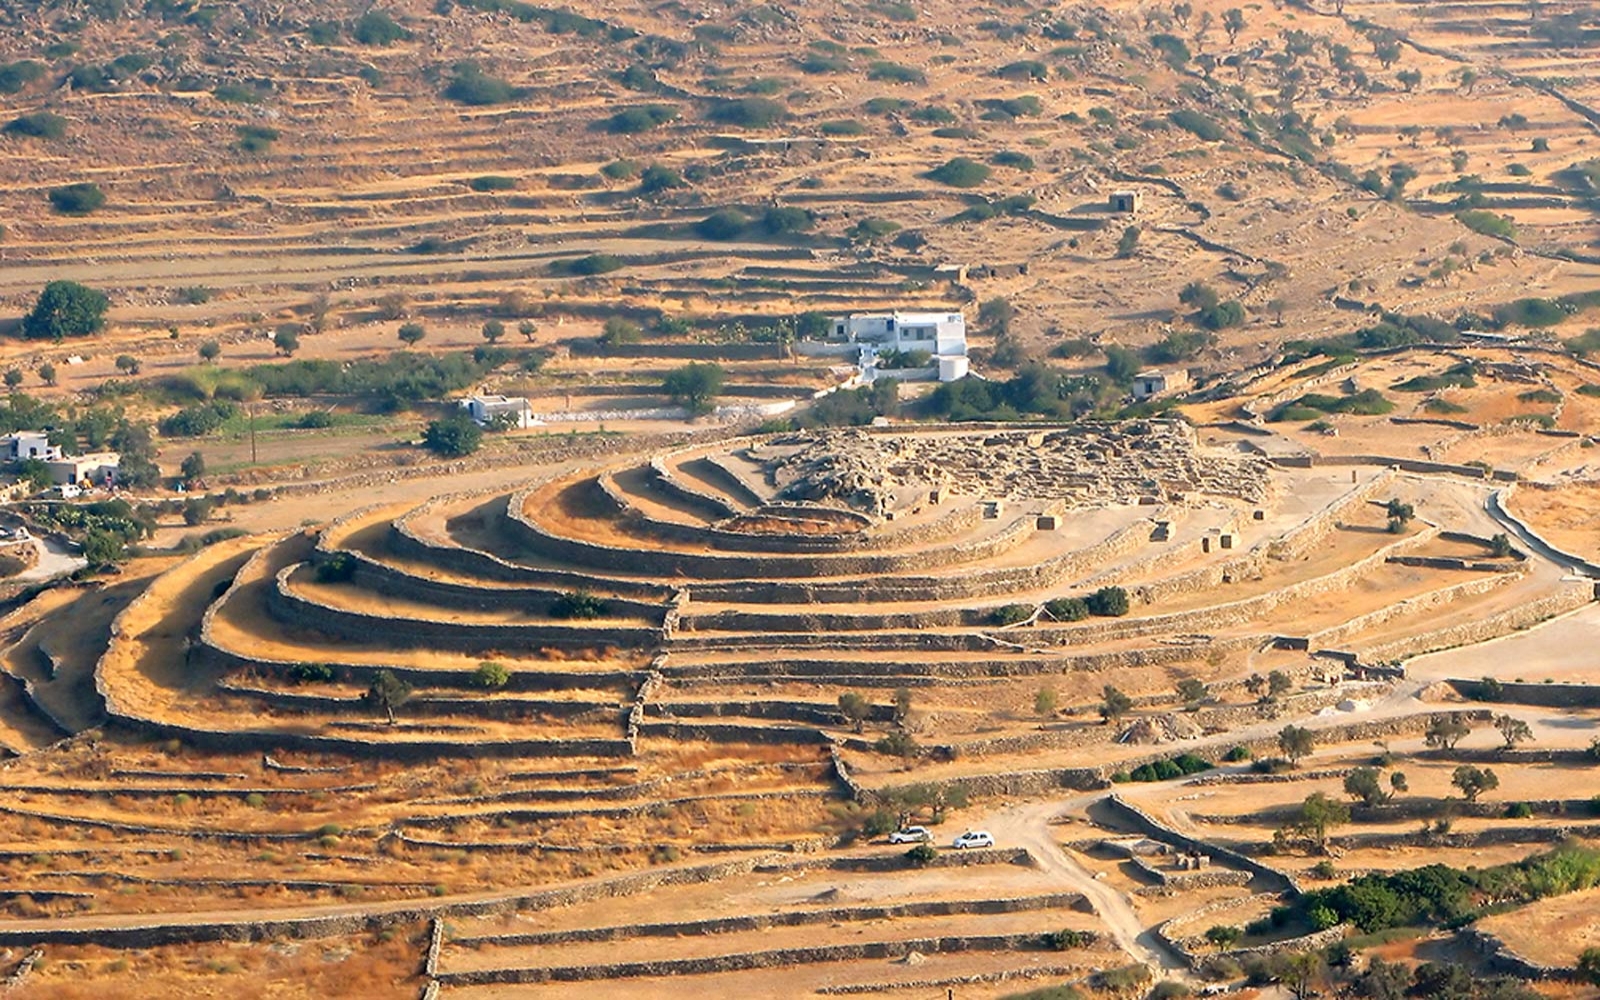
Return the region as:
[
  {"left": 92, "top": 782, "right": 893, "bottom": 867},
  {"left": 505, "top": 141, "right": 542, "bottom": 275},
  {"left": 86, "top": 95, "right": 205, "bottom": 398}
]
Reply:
[{"left": 985, "top": 796, "right": 1193, "bottom": 976}]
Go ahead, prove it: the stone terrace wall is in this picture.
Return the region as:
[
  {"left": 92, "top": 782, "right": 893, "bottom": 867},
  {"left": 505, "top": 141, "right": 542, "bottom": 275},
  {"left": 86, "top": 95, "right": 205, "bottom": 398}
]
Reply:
[
  {"left": 1364, "top": 583, "right": 1595, "bottom": 661},
  {"left": 689, "top": 509, "right": 1159, "bottom": 605},
  {"left": 1103, "top": 795, "right": 1299, "bottom": 894},
  {"left": 505, "top": 478, "right": 1045, "bottom": 580},
  {"left": 1307, "top": 572, "right": 1516, "bottom": 648},
  {"left": 1445, "top": 679, "right": 1600, "bottom": 708},
  {"left": 268, "top": 564, "right": 661, "bottom": 651},
  {"left": 388, "top": 491, "right": 671, "bottom": 601},
  {"left": 1461, "top": 928, "right": 1578, "bottom": 982}
]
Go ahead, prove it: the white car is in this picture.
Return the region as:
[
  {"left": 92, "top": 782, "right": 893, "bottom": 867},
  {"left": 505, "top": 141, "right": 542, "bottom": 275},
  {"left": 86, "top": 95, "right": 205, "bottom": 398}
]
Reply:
[
  {"left": 951, "top": 830, "right": 995, "bottom": 850},
  {"left": 888, "top": 826, "right": 931, "bottom": 844}
]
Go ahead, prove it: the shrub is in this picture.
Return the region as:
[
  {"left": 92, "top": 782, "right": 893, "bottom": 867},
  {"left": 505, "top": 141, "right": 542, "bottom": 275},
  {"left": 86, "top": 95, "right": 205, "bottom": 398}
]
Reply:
[
  {"left": 48, "top": 182, "right": 105, "bottom": 215},
  {"left": 1168, "top": 109, "right": 1225, "bottom": 141},
  {"left": 473, "top": 661, "right": 511, "bottom": 689},
  {"left": 314, "top": 553, "right": 356, "bottom": 583},
  {"left": 1041, "top": 928, "right": 1095, "bottom": 950},
  {"left": 444, "top": 63, "right": 518, "bottom": 105},
  {"left": 708, "top": 96, "right": 786, "bottom": 127},
  {"left": 819, "top": 118, "right": 865, "bottom": 136},
  {"left": 904, "top": 843, "right": 937, "bottom": 866},
  {"left": 469, "top": 175, "right": 516, "bottom": 192},
  {"left": 694, "top": 209, "right": 748, "bottom": 240},
  {"left": 1044, "top": 597, "right": 1087, "bottom": 621},
  {"left": 1223, "top": 745, "right": 1251, "bottom": 762},
  {"left": 296, "top": 410, "right": 334, "bottom": 429},
  {"left": 990, "top": 603, "right": 1033, "bottom": 625},
  {"left": 0, "top": 60, "right": 45, "bottom": 94},
  {"left": 4, "top": 112, "right": 67, "bottom": 139},
  {"left": 352, "top": 9, "right": 408, "bottom": 45},
  {"left": 1456, "top": 209, "right": 1515, "bottom": 239},
  {"left": 1085, "top": 586, "right": 1129, "bottom": 617},
  {"left": 159, "top": 400, "right": 238, "bottom": 437},
  {"left": 551, "top": 590, "right": 609, "bottom": 619},
  {"left": 213, "top": 83, "right": 265, "bottom": 104},
  {"left": 551, "top": 254, "right": 624, "bottom": 276},
  {"left": 604, "top": 104, "right": 678, "bottom": 133},
  {"left": 867, "top": 60, "right": 925, "bottom": 84},
  {"left": 421, "top": 414, "right": 482, "bottom": 456},
  {"left": 926, "top": 157, "right": 991, "bottom": 188},
  {"left": 288, "top": 662, "right": 336, "bottom": 684},
  {"left": 1504, "top": 801, "right": 1534, "bottom": 819}
]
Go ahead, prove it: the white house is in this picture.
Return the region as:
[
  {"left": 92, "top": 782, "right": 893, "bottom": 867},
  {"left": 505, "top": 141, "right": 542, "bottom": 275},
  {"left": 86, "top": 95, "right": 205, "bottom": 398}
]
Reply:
[
  {"left": 1132, "top": 370, "right": 1192, "bottom": 401},
  {"left": 829, "top": 312, "right": 969, "bottom": 382},
  {"left": 0, "top": 432, "right": 61, "bottom": 464},
  {"left": 46, "top": 452, "right": 120, "bottom": 487},
  {"left": 459, "top": 395, "right": 534, "bottom": 429}
]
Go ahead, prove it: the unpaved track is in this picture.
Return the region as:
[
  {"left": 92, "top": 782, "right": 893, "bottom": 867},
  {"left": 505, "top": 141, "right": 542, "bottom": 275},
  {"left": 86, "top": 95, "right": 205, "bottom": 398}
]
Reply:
[{"left": 985, "top": 796, "right": 1192, "bottom": 976}]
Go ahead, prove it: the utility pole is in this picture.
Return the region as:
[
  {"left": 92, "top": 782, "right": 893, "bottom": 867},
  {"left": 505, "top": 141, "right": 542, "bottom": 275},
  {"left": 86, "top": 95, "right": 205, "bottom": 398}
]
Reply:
[{"left": 249, "top": 403, "right": 257, "bottom": 466}]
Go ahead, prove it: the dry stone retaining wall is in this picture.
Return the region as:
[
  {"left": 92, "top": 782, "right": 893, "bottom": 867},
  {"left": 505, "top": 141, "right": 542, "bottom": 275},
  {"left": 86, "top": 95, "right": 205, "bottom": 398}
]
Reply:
[{"left": 1364, "top": 583, "right": 1595, "bottom": 661}]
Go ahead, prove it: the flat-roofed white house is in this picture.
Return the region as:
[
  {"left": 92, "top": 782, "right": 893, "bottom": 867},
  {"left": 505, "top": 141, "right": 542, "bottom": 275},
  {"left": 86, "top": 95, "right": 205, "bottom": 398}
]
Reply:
[
  {"left": 0, "top": 431, "right": 60, "bottom": 463},
  {"left": 459, "top": 394, "right": 534, "bottom": 429},
  {"left": 829, "top": 311, "right": 970, "bottom": 382},
  {"left": 1131, "top": 369, "right": 1192, "bottom": 401}
]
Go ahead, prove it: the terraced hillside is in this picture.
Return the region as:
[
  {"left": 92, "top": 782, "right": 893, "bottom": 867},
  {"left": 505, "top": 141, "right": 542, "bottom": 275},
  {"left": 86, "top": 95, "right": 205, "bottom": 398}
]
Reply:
[{"left": 4, "top": 0, "right": 1600, "bottom": 396}]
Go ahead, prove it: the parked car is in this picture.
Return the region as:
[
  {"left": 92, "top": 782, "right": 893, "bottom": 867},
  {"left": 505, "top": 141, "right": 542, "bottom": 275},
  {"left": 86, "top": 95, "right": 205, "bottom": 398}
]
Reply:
[
  {"left": 951, "top": 830, "right": 995, "bottom": 850},
  {"left": 888, "top": 826, "right": 931, "bottom": 844}
]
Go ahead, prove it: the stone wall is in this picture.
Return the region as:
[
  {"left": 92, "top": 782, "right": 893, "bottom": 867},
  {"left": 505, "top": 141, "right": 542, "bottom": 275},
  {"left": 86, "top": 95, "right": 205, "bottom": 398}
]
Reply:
[
  {"left": 1307, "top": 572, "right": 1516, "bottom": 649},
  {"left": 505, "top": 477, "right": 1045, "bottom": 581},
  {"left": 1364, "top": 582, "right": 1595, "bottom": 662},
  {"left": 1102, "top": 795, "right": 1299, "bottom": 894},
  {"left": 1445, "top": 679, "right": 1600, "bottom": 708},
  {"left": 268, "top": 563, "right": 661, "bottom": 651}
]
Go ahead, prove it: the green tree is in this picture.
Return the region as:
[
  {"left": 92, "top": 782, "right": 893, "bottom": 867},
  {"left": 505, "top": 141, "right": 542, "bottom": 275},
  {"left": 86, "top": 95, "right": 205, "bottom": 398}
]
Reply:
[
  {"left": 1086, "top": 586, "right": 1130, "bottom": 616},
  {"left": 891, "top": 686, "right": 913, "bottom": 725},
  {"left": 1177, "top": 678, "right": 1209, "bottom": 707},
  {"left": 1100, "top": 684, "right": 1133, "bottom": 726},
  {"left": 1452, "top": 764, "right": 1498, "bottom": 802},
  {"left": 23, "top": 280, "right": 109, "bottom": 341},
  {"left": 2, "top": 369, "right": 20, "bottom": 389},
  {"left": 518, "top": 320, "right": 537, "bottom": 343},
  {"left": 82, "top": 527, "right": 126, "bottom": 566},
  {"left": 1493, "top": 714, "right": 1533, "bottom": 750},
  {"left": 1222, "top": 8, "right": 1245, "bottom": 43},
  {"left": 421, "top": 414, "right": 482, "bottom": 456},
  {"left": 115, "top": 355, "right": 140, "bottom": 376},
  {"left": 1293, "top": 792, "right": 1350, "bottom": 850},
  {"left": 198, "top": 339, "right": 221, "bottom": 364},
  {"left": 17, "top": 458, "right": 50, "bottom": 491},
  {"left": 1343, "top": 766, "right": 1389, "bottom": 806},
  {"left": 1425, "top": 714, "right": 1472, "bottom": 752},
  {"left": 397, "top": 321, "right": 426, "bottom": 348},
  {"left": 1389, "top": 771, "right": 1408, "bottom": 795},
  {"left": 1279, "top": 724, "right": 1315, "bottom": 765},
  {"left": 1035, "top": 686, "right": 1058, "bottom": 717},
  {"left": 978, "top": 297, "right": 1015, "bottom": 335},
  {"left": 36, "top": 363, "right": 56, "bottom": 386},
  {"left": 1205, "top": 924, "right": 1242, "bottom": 949},
  {"left": 473, "top": 661, "right": 511, "bottom": 689},
  {"left": 363, "top": 669, "right": 412, "bottom": 724},
  {"left": 481, "top": 319, "right": 506, "bottom": 343},
  {"left": 1578, "top": 947, "right": 1600, "bottom": 987},
  {"left": 273, "top": 327, "right": 300, "bottom": 356},
  {"left": 662, "top": 362, "right": 725, "bottom": 415},
  {"left": 1267, "top": 669, "right": 1293, "bottom": 700},
  {"left": 838, "top": 691, "right": 870, "bottom": 733},
  {"left": 179, "top": 451, "right": 206, "bottom": 484},
  {"left": 182, "top": 496, "right": 215, "bottom": 526}
]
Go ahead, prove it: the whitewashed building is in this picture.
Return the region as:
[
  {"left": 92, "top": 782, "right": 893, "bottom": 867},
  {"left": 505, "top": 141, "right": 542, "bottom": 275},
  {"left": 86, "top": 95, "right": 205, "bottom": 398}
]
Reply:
[
  {"left": 460, "top": 395, "right": 534, "bottom": 429},
  {"left": 828, "top": 311, "right": 970, "bottom": 382}
]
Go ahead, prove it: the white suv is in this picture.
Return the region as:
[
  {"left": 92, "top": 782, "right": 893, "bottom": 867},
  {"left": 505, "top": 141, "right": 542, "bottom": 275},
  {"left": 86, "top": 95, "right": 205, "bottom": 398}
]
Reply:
[
  {"left": 951, "top": 830, "right": 995, "bottom": 850},
  {"left": 888, "top": 826, "right": 931, "bottom": 844}
]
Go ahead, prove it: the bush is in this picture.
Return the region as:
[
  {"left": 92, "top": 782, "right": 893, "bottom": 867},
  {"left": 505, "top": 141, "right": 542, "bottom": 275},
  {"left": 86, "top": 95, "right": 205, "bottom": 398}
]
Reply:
[
  {"left": 1168, "top": 109, "right": 1225, "bottom": 141},
  {"left": 4, "top": 112, "right": 67, "bottom": 140},
  {"left": 904, "top": 843, "right": 937, "bottom": 866},
  {"left": 314, "top": 552, "right": 356, "bottom": 583},
  {"left": 48, "top": 182, "right": 105, "bottom": 215},
  {"left": 867, "top": 60, "right": 925, "bottom": 84},
  {"left": 444, "top": 63, "right": 518, "bottom": 105},
  {"left": 551, "top": 590, "right": 608, "bottom": 619},
  {"left": 1085, "top": 586, "right": 1129, "bottom": 617},
  {"left": 159, "top": 400, "right": 238, "bottom": 437},
  {"left": 0, "top": 60, "right": 45, "bottom": 94},
  {"left": 694, "top": 209, "right": 748, "bottom": 240},
  {"left": 1223, "top": 745, "right": 1252, "bottom": 762},
  {"left": 421, "top": 414, "right": 482, "bottom": 456},
  {"left": 469, "top": 175, "right": 516, "bottom": 192},
  {"left": 551, "top": 253, "right": 624, "bottom": 276},
  {"left": 1504, "top": 801, "right": 1534, "bottom": 819},
  {"left": 1041, "top": 928, "right": 1095, "bottom": 950},
  {"left": 296, "top": 410, "right": 335, "bottom": 429},
  {"left": 820, "top": 118, "right": 865, "bottom": 136},
  {"left": 708, "top": 96, "right": 786, "bottom": 127},
  {"left": 990, "top": 603, "right": 1033, "bottom": 625},
  {"left": 604, "top": 103, "right": 678, "bottom": 133},
  {"left": 352, "top": 9, "right": 409, "bottom": 45},
  {"left": 1457, "top": 209, "right": 1516, "bottom": 239},
  {"left": 287, "top": 662, "right": 336, "bottom": 684},
  {"left": 926, "top": 157, "right": 991, "bottom": 188},
  {"left": 1044, "top": 597, "right": 1088, "bottom": 621},
  {"left": 473, "top": 661, "right": 511, "bottom": 689}
]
